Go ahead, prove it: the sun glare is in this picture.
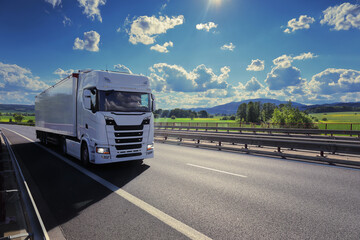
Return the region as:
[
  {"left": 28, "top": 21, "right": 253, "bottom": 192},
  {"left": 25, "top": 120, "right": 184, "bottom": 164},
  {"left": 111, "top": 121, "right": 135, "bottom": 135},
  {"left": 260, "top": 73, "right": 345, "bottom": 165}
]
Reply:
[{"left": 209, "top": 0, "right": 223, "bottom": 6}]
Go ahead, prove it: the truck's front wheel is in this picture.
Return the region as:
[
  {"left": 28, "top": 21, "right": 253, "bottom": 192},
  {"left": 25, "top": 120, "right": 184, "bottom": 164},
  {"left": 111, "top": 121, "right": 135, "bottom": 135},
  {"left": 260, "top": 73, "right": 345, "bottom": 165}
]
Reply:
[{"left": 81, "top": 143, "right": 90, "bottom": 167}]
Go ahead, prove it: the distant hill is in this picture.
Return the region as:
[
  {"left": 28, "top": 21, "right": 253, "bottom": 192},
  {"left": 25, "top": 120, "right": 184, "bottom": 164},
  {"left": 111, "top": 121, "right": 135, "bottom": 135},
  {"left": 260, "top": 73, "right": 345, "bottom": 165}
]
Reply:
[
  {"left": 0, "top": 104, "right": 35, "bottom": 113},
  {"left": 189, "top": 98, "right": 307, "bottom": 115}
]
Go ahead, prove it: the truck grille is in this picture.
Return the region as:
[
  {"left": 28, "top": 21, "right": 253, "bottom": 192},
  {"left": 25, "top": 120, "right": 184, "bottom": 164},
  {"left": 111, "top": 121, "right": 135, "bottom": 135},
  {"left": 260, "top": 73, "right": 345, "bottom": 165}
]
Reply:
[
  {"left": 115, "top": 138, "right": 142, "bottom": 143},
  {"left": 115, "top": 144, "right": 142, "bottom": 150},
  {"left": 114, "top": 132, "right": 143, "bottom": 137},
  {"left": 114, "top": 125, "right": 143, "bottom": 131}
]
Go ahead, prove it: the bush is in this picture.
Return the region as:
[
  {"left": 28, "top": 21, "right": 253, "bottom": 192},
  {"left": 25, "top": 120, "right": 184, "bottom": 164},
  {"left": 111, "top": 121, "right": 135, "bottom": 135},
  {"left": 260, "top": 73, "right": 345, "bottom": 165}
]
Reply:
[
  {"left": 221, "top": 116, "right": 228, "bottom": 120},
  {"left": 154, "top": 114, "right": 160, "bottom": 119},
  {"left": 27, "top": 119, "right": 34, "bottom": 123},
  {"left": 171, "top": 115, "right": 176, "bottom": 119},
  {"left": 229, "top": 116, "right": 236, "bottom": 120},
  {"left": 9, "top": 118, "right": 12, "bottom": 122},
  {"left": 322, "top": 117, "right": 328, "bottom": 121}
]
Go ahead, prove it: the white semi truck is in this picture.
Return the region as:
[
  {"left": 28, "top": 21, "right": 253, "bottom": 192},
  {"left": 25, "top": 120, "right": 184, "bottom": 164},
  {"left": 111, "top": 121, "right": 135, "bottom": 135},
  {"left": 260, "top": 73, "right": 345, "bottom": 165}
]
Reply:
[{"left": 35, "top": 70, "right": 155, "bottom": 165}]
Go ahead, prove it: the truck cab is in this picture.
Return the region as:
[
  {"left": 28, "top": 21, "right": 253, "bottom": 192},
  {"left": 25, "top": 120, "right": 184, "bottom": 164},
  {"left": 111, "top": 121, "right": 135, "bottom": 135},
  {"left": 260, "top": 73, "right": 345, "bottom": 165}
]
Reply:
[{"left": 36, "top": 70, "right": 155, "bottom": 165}]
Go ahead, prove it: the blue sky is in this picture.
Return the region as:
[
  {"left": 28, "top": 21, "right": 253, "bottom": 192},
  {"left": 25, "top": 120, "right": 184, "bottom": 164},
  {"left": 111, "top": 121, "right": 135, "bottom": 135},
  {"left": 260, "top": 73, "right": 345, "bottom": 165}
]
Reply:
[{"left": 0, "top": 0, "right": 360, "bottom": 108}]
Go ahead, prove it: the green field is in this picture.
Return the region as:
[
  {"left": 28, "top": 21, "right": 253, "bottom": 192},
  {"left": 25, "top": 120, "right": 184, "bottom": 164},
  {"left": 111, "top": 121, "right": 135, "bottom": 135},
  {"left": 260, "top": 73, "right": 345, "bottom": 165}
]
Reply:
[
  {"left": 0, "top": 115, "right": 35, "bottom": 123},
  {"left": 310, "top": 112, "right": 360, "bottom": 123}
]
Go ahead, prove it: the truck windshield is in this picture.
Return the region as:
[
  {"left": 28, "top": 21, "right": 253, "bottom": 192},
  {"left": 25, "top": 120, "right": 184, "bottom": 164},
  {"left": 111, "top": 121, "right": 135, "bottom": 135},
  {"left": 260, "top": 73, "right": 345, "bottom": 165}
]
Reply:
[{"left": 98, "top": 90, "right": 150, "bottom": 112}]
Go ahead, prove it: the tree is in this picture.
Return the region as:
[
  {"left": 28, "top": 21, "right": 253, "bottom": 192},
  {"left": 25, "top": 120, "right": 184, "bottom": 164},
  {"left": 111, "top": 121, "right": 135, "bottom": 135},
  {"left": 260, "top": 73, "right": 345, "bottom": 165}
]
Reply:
[
  {"left": 161, "top": 110, "right": 170, "bottom": 118},
  {"left": 13, "top": 114, "right": 24, "bottom": 123},
  {"left": 246, "top": 102, "right": 257, "bottom": 123},
  {"left": 198, "top": 110, "right": 209, "bottom": 118},
  {"left": 261, "top": 103, "right": 276, "bottom": 122},
  {"left": 270, "top": 103, "right": 315, "bottom": 128},
  {"left": 229, "top": 115, "right": 236, "bottom": 120},
  {"left": 171, "top": 115, "right": 176, "bottom": 119},
  {"left": 236, "top": 103, "right": 247, "bottom": 121}
]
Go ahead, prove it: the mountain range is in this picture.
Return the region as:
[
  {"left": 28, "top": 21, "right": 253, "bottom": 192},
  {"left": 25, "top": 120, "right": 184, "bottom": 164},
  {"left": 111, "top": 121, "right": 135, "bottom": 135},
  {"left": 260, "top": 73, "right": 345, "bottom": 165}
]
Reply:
[{"left": 1, "top": 99, "right": 360, "bottom": 115}]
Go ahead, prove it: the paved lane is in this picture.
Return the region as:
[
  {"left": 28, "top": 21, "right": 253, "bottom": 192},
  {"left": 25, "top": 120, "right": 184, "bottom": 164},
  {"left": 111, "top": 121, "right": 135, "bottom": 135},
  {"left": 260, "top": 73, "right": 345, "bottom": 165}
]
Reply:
[{"left": 2, "top": 124, "right": 360, "bottom": 239}]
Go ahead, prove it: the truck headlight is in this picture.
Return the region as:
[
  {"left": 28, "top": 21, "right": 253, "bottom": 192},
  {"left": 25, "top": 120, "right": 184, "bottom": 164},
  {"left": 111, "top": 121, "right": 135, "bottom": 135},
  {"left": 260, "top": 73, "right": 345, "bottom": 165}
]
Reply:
[
  {"left": 147, "top": 144, "right": 153, "bottom": 151},
  {"left": 96, "top": 147, "right": 110, "bottom": 154}
]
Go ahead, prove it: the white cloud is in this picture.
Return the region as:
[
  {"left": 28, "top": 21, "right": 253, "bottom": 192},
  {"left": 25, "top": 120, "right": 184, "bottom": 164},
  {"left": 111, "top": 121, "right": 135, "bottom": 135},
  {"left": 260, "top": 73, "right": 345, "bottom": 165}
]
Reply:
[
  {"left": 128, "top": 15, "right": 184, "bottom": 45},
  {"left": 77, "top": 0, "right": 106, "bottom": 22},
  {"left": 45, "top": 0, "right": 61, "bottom": 8},
  {"left": 196, "top": 22, "right": 218, "bottom": 32},
  {"left": 53, "top": 68, "right": 74, "bottom": 78},
  {"left": 73, "top": 30, "right": 100, "bottom": 52},
  {"left": 150, "top": 41, "right": 173, "bottom": 53},
  {"left": 245, "top": 77, "right": 263, "bottom": 91},
  {"left": 308, "top": 68, "right": 360, "bottom": 94},
  {"left": 114, "top": 64, "right": 132, "bottom": 74},
  {"left": 273, "top": 52, "right": 316, "bottom": 68},
  {"left": 221, "top": 43, "right": 235, "bottom": 51},
  {"left": 63, "top": 16, "right": 72, "bottom": 26},
  {"left": 273, "top": 54, "right": 293, "bottom": 68},
  {"left": 293, "top": 52, "right": 317, "bottom": 60},
  {"left": 0, "top": 62, "right": 49, "bottom": 93},
  {"left": 116, "top": 27, "right": 121, "bottom": 32},
  {"left": 0, "top": 91, "right": 32, "bottom": 104},
  {"left": 149, "top": 63, "right": 229, "bottom": 92},
  {"left": 265, "top": 65, "right": 303, "bottom": 90},
  {"left": 284, "top": 15, "right": 315, "bottom": 33},
  {"left": 321, "top": 3, "right": 360, "bottom": 30},
  {"left": 246, "top": 59, "right": 265, "bottom": 71}
]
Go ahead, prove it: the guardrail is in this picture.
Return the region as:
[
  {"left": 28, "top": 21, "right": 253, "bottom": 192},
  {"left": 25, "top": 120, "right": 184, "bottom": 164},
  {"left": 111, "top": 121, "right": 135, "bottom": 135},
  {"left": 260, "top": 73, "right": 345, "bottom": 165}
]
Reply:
[
  {"left": 154, "top": 129, "right": 360, "bottom": 166},
  {"left": 1, "top": 131, "right": 49, "bottom": 240},
  {"left": 155, "top": 125, "right": 360, "bottom": 138}
]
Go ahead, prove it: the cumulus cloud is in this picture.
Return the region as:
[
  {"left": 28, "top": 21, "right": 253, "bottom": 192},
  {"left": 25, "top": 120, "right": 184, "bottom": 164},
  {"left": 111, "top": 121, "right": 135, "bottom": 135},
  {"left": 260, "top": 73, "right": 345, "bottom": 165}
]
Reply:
[
  {"left": 45, "top": 0, "right": 61, "bottom": 8},
  {"left": 196, "top": 22, "right": 218, "bottom": 32},
  {"left": 73, "top": 30, "right": 100, "bottom": 52},
  {"left": 63, "top": 16, "right": 72, "bottom": 26},
  {"left": 321, "top": 3, "right": 360, "bottom": 30},
  {"left": 150, "top": 41, "right": 173, "bottom": 53},
  {"left": 114, "top": 64, "right": 132, "bottom": 74},
  {"left": 128, "top": 15, "right": 184, "bottom": 45},
  {"left": 308, "top": 68, "right": 360, "bottom": 94},
  {"left": 273, "top": 54, "right": 293, "bottom": 68},
  {"left": 245, "top": 77, "right": 263, "bottom": 91},
  {"left": 284, "top": 15, "right": 315, "bottom": 33},
  {"left": 293, "top": 52, "right": 317, "bottom": 60},
  {"left": 221, "top": 43, "right": 235, "bottom": 51},
  {"left": 53, "top": 68, "right": 74, "bottom": 78},
  {"left": 78, "top": 0, "right": 106, "bottom": 22},
  {"left": 0, "top": 62, "right": 49, "bottom": 94},
  {"left": 273, "top": 52, "right": 316, "bottom": 68},
  {"left": 149, "top": 63, "right": 229, "bottom": 92},
  {"left": 246, "top": 59, "right": 265, "bottom": 71},
  {"left": 265, "top": 65, "right": 303, "bottom": 90}
]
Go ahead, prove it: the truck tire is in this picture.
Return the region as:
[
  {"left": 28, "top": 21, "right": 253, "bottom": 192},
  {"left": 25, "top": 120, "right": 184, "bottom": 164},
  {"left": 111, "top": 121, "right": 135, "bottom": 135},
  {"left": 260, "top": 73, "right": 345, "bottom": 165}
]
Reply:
[{"left": 81, "top": 143, "right": 90, "bottom": 167}]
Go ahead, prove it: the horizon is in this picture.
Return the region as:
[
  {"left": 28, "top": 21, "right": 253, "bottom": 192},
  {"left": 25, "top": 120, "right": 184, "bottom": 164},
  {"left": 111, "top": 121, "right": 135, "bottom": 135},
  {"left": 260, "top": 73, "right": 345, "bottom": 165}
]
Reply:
[{"left": 0, "top": 0, "right": 359, "bottom": 108}]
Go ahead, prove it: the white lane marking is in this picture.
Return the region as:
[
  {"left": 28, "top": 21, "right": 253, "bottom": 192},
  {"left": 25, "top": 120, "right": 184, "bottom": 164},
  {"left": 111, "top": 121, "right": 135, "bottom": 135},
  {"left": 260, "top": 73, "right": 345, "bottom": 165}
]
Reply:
[
  {"left": 2, "top": 131, "right": 50, "bottom": 240},
  {"left": 187, "top": 163, "right": 247, "bottom": 178},
  {"left": 2, "top": 127, "right": 212, "bottom": 240}
]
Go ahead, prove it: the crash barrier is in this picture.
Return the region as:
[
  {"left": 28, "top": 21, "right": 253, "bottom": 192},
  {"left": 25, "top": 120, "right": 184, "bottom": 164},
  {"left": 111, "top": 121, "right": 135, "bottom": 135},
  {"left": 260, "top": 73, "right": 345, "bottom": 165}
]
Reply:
[{"left": 155, "top": 129, "right": 360, "bottom": 167}]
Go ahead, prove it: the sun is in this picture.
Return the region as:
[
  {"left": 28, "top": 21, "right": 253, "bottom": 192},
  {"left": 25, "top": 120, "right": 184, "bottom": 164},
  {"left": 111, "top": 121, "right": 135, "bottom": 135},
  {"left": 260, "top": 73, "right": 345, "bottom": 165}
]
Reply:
[{"left": 209, "top": 0, "right": 223, "bottom": 6}]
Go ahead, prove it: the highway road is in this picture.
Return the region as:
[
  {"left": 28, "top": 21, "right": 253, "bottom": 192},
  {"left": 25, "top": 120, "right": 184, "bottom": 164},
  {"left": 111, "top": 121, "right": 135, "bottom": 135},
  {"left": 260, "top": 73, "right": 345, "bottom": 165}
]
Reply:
[{"left": 1, "top": 124, "right": 360, "bottom": 240}]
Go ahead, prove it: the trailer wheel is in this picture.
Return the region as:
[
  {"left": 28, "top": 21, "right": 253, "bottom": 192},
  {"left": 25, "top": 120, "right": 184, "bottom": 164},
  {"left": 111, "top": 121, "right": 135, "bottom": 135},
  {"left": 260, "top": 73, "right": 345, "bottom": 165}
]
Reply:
[{"left": 81, "top": 143, "right": 90, "bottom": 167}]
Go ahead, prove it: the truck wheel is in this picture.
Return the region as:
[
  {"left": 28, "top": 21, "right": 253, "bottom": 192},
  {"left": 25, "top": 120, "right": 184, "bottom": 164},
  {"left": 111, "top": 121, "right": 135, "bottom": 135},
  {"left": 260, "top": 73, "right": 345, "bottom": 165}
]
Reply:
[{"left": 81, "top": 144, "right": 90, "bottom": 167}]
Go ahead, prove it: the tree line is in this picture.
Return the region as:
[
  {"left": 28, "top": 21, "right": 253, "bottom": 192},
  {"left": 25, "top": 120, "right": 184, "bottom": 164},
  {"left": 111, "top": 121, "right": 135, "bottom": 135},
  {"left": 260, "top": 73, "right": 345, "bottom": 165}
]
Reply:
[{"left": 154, "top": 108, "right": 210, "bottom": 119}]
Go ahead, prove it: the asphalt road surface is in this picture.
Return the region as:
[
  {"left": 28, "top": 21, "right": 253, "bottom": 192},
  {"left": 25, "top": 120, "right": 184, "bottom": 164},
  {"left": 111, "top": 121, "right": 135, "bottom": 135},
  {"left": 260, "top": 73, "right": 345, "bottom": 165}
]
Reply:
[{"left": 1, "top": 124, "right": 360, "bottom": 240}]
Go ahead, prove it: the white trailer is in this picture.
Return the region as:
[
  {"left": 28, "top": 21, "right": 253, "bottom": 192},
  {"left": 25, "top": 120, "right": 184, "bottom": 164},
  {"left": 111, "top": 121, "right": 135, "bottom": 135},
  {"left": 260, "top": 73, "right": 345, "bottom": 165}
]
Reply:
[{"left": 35, "top": 70, "right": 155, "bottom": 165}]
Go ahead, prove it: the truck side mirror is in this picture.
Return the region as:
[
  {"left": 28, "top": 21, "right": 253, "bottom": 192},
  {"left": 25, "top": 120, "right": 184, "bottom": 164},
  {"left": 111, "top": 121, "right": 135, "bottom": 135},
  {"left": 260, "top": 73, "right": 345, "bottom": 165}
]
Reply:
[
  {"left": 84, "top": 90, "right": 92, "bottom": 110},
  {"left": 151, "top": 94, "right": 156, "bottom": 112}
]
